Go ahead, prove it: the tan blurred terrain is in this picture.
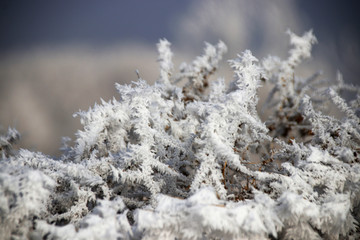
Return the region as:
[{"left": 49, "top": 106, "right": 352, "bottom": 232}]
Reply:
[{"left": 0, "top": 44, "right": 160, "bottom": 156}]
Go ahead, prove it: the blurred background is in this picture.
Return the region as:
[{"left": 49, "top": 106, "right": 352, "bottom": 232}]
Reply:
[{"left": 0, "top": 0, "right": 359, "bottom": 156}]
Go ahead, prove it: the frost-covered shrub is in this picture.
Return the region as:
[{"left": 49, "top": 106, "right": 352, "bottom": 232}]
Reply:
[{"left": 1, "top": 30, "right": 360, "bottom": 240}]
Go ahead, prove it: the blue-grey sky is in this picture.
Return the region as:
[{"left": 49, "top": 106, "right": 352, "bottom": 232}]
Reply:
[
  {"left": 0, "top": 0, "right": 191, "bottom": 53},
  {"left": 0, "top": 0, "right": 359, "bottom": 53}
]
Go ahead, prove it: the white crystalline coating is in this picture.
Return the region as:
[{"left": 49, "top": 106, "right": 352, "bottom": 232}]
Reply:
[
  {"left": 136, "top": 188, "right": 282, "bottom": 239},
  {"left": 286, "top": 29, "right": 317, "bottom": 69},
  {"left": 1, "top": 30, "right": 359, "bottom": 240},
  {"left": 157, "top": 39, "right": 174, "bottom": 85}
]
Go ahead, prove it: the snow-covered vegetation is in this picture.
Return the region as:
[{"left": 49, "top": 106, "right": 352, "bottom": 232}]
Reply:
[{"left": 1, "top": 30, "right": 359, "bottom": 240}]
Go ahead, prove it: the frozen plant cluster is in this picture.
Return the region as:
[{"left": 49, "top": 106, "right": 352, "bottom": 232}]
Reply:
[{"left": 1, "top": 30, "right": 360, "bottom": 240}]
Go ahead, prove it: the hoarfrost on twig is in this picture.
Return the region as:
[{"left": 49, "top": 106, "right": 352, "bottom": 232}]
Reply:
[{"left": 1, "top": 30, "right": 359, "bottom": 240}]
